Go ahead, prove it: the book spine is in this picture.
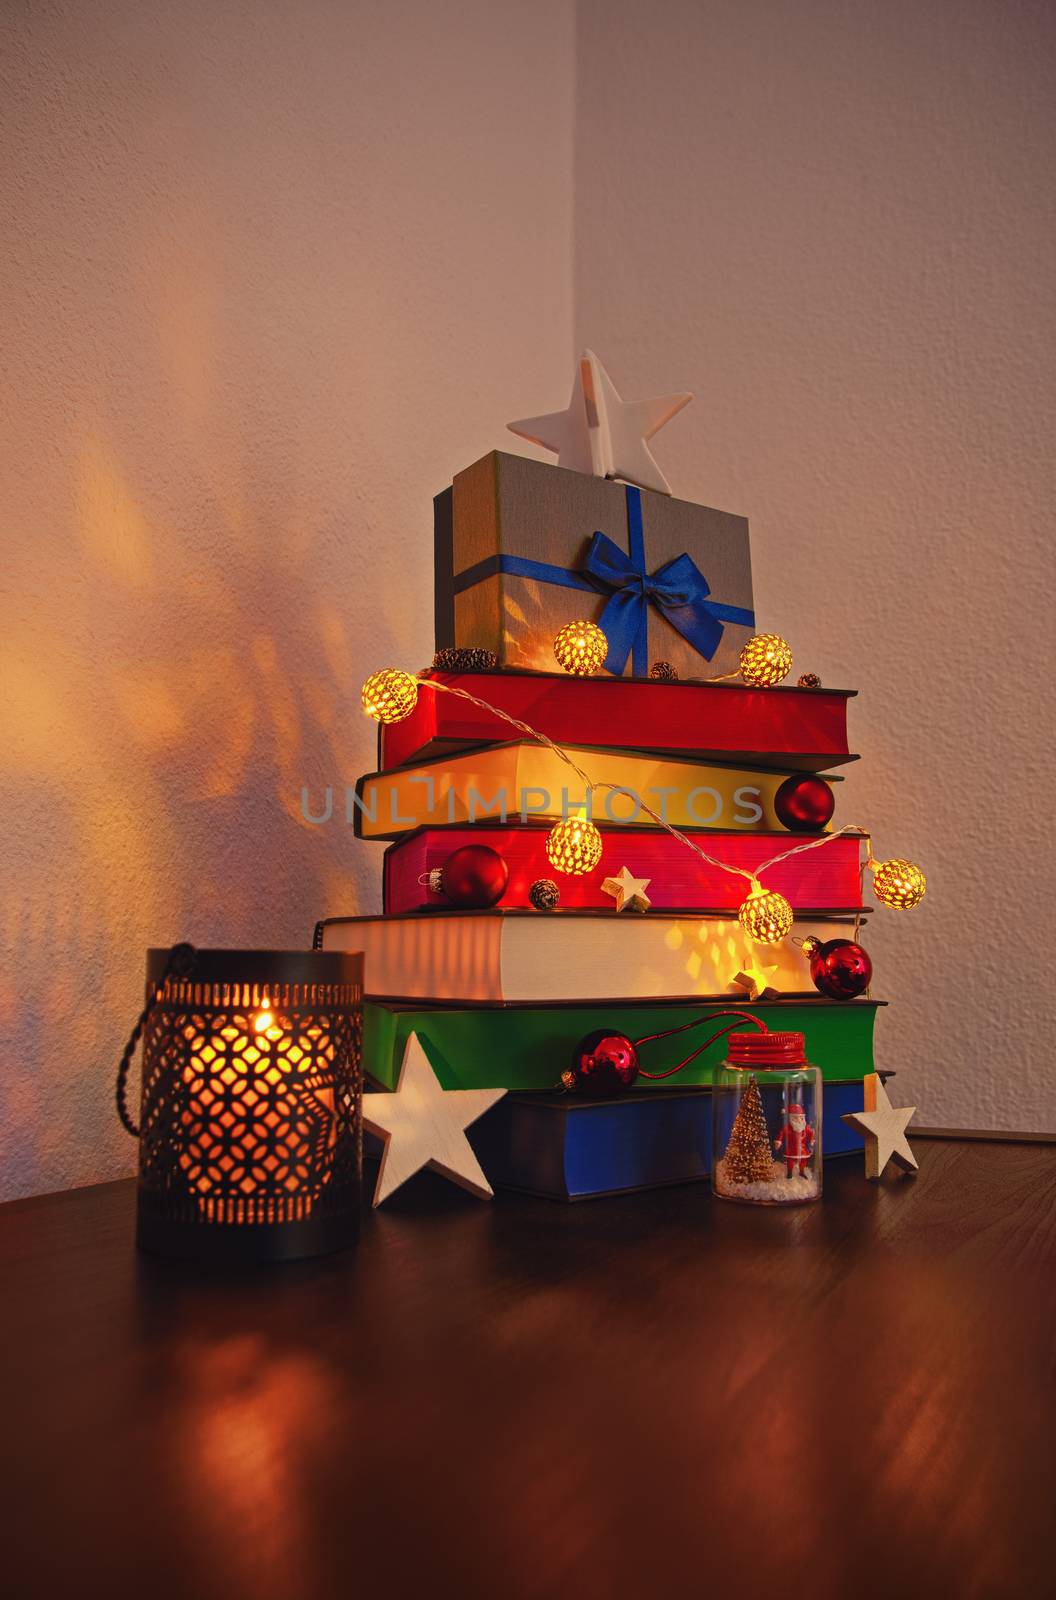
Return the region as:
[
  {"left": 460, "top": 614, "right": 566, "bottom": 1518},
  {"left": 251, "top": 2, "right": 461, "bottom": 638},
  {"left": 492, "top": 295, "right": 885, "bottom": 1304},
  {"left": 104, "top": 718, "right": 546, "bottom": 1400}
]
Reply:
[
  {"left": 383, "top": 827, "right": 863, "bottom": 914},
  {"left": 326, "top": 911, "right": 866, "bottom": 1003},
  {"left": 381, "top": 671, "right": 851, "bottom": 770},
  {"left": 363, "top": 999, "right": 880, "bottom": 1092},
  {"left": 355, "top": 748, "right": 824, "bottom": 839}
]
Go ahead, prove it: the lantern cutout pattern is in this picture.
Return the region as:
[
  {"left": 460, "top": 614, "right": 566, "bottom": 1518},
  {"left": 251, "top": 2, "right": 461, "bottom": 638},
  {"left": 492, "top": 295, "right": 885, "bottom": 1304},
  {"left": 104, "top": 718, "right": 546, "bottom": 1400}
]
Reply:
[
  {"left": 553, "top": 620, "right": 608, "bottom": 676},
  {"left": 738, "top": 883, "right": 795, "bottom": 945},
  {"left": 546, "top": 816, "right": 604, "bottom": 875},
  {"left": 739, "top": 634, "right": 793, "bottom": 687},
  {"left": 362, "top": 668, "right": 419, "bottom": 724},
  {"left": 871, "top": 857, "right": 927, "bottom": 910},
  {"left": 135, "top": 950, "right": 362, "bottom": 1261}
]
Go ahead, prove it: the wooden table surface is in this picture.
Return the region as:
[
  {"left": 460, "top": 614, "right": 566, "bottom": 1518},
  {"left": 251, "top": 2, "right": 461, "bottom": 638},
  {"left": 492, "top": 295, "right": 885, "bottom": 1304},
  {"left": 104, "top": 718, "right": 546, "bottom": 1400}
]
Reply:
[{"left": 1, "top": 1142, "right": 1053, "bottom": 1600}]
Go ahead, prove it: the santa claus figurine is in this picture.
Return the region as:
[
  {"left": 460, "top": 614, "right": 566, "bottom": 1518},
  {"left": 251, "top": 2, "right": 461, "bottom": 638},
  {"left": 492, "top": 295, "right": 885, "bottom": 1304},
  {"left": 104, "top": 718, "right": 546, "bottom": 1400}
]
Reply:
[{"left": 774, "top": 1102, "right": 815, "bottom": 1178}]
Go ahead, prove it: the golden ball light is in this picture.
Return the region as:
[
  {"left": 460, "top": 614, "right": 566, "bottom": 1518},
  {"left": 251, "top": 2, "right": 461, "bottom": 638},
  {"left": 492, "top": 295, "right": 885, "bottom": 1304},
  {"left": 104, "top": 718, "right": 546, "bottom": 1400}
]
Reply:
[
  {"left": 739, "top": 633, "right": 793, "bottom": 688},
  {"left": 871, "top": 857, "right": 927, "bottom": 910},
  {"left": 361, "top": 668, "right": 419, "bottom": 724},
  {"left": 553, "top": 619, "right": 608, "bottom": 676},
  {"left": 738, "top": 885, "right": 795, "bottom": 945},
  {"left": 546, "top": 817, "right": 604, "bottom": 876}
]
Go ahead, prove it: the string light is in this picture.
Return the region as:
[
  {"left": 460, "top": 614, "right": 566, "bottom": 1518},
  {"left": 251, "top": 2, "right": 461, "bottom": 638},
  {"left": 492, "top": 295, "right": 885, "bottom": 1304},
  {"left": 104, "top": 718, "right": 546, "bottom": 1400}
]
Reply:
[
  {"left": 739, "top": 633, "right": 793, "bottom": 687},
  {"left": 869, "top": 857, "right": 927, "bottom": 910},
  {"left": 737, "top": 881, "right": 795, "bottom": 945},
  {"left": 360, "top": 666, "right": 927, "bottom": 940},
  {"left": 362, "top": 668, "right": 419, "bottom": 724},
  {"left": 546, "top": 816, "right": 604, "bottom": 875},
  {"left": 553, "top": 619, "right": 608, "bottom": 676}
]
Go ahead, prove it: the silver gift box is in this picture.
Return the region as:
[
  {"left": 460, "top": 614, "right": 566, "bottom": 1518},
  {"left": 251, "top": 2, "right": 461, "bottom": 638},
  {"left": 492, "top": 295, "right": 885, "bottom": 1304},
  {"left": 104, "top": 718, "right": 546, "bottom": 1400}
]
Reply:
[{"left": 434, "top": 451, "right": 755, "bottom": 679}]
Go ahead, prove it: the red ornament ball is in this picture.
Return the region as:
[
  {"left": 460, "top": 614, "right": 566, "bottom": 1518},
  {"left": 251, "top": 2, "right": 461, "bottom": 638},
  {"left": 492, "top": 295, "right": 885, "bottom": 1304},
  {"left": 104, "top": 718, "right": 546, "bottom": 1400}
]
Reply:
[
  {"left": 438, "top": 844, "right": 509, "bottom": 908},
  {"left": 562, "top": 1030, "right": 639, "bottom": 1095},
  {"left": 802, "top": 936, "right": 873, "bottom": 1001},
  {"left": 775, "top": 774, "right": 835, "bottom": 832}
]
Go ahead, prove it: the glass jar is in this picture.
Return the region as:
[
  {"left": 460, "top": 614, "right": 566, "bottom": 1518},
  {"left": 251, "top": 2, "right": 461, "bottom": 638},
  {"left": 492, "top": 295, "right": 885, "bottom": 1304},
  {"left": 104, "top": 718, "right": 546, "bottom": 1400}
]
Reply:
[{"left": 712, "top": 1031, "right": 822, "bottom": 1205}]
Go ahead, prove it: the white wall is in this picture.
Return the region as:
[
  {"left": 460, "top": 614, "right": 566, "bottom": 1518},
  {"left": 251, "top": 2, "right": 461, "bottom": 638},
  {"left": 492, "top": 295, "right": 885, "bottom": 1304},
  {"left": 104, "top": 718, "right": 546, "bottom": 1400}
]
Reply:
[
  {"left": 0, "top": 0, "right": 574, "bottom": 1201},
  {"left": 2, "top": 0, "right": 1052, "bottom": 1204},
  {"left": 574, "top": 0, "right": 1056, "bottom": 1133}
]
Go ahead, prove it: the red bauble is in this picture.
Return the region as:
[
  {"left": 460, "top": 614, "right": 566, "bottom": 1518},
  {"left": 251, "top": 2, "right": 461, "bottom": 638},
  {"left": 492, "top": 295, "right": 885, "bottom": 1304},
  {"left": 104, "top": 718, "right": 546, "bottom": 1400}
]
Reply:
[
  {"left": 803, "top": 936, "right": 873, "bottom": 1001},
  {"left": 775, "top": 774, "right": 835, "bottom": 832},
  {"left": 562, "top": 1030, "right": 639, "bottom": 1095},
  {"left": 440, "top": 844, "right": 509, "bottom": 908}
]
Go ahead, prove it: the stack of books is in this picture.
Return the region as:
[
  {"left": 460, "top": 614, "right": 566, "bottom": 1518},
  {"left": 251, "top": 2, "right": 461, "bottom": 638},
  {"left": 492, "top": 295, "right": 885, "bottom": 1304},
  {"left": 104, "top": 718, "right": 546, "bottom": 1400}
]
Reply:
[{"left": 320, "top": 450, "right": 876, "bottom": 1199}]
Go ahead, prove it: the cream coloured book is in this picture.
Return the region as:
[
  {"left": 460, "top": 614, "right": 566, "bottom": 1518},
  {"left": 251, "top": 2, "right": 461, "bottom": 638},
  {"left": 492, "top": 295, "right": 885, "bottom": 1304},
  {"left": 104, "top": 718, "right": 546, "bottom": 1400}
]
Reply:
[{"left": 317, "top": 910, "right": 864, "bottom": 1004}]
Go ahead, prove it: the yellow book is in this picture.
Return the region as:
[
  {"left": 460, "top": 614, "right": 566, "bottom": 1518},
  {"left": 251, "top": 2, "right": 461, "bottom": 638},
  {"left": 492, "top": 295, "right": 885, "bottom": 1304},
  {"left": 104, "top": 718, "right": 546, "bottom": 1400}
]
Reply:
[{"left": 352, "top": 741, "right": 833, "bottom": 840}]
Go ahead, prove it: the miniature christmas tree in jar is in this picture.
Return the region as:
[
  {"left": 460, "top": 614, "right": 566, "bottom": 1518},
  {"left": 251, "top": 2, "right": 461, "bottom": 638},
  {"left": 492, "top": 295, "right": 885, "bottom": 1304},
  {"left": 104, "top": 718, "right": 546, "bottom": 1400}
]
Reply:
[{"left": 713, "top": 1031, "right": 821, "bottom": 1205}]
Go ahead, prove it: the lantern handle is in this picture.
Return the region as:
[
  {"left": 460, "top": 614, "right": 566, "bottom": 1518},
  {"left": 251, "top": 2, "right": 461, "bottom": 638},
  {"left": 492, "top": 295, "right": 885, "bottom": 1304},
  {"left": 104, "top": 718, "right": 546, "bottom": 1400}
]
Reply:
[{"left": 115, "top": 942, "right": 197, "bottom": 1137}]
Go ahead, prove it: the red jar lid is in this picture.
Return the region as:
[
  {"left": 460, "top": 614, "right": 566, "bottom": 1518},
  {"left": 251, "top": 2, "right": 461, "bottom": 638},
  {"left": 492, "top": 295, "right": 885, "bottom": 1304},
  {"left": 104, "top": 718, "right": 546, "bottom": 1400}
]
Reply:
[{"left": 728, "top": 1031, "right": 806, "bottom": 1068}]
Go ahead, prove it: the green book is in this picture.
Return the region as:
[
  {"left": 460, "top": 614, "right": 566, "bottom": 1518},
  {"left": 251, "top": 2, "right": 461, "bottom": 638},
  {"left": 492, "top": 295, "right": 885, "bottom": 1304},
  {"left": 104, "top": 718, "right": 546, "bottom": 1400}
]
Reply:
[{"left": 364, "top": 998, "right": 884, "bottom": 1093}]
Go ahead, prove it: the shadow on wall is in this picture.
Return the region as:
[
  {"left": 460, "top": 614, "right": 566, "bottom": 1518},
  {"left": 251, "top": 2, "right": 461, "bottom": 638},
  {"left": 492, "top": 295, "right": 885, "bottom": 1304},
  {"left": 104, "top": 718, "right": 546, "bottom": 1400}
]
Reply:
[{"left": 0, "top": 0, "right": 577, "bottom": 1200}]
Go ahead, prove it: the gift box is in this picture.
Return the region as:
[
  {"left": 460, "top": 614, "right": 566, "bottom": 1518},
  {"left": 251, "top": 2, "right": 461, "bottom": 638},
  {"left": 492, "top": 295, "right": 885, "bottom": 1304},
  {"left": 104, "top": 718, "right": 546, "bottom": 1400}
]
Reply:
[{"left": 434, "top": 451, "right": 756, "bottom": 679}]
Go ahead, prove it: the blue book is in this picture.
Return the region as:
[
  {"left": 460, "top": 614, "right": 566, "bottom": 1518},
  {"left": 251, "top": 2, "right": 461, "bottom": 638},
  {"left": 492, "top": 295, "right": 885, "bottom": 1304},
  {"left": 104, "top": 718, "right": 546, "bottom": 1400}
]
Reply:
[{"left": 466, "top": 1081, "right": 869, "bottom": 1200}]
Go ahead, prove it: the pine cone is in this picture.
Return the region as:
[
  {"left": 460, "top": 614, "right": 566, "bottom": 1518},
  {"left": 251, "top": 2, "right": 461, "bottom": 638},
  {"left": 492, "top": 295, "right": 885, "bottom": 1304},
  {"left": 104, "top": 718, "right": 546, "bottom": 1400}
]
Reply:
[
  {"left": 432, "top": 646, "right": 498, "bottom": 673},
  {"left": 797, "top": 672, "right": 822, "bottom": 689},
  {"left": 649, "top": 661, "right": 678, "bottom": 681},
  {"left": 529, "top": 878, "right": 560, "bottom": 911}
]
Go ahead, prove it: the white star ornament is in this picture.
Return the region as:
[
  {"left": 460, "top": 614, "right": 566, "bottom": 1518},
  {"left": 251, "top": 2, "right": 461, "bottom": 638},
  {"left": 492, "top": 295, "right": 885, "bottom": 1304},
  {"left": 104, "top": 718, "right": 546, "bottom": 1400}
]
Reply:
[
  {"left": 363, "top": 1033, "right": 506, "bottom": 1206},
  {"left": 600, "top": 865, "right": 653, "bottom": 913},
  {"left": 841, "top": 1073, "right": 919, "bottom": 1179},
  {"left": 507, "top": 349, "right": 692, "bottom": 496}
]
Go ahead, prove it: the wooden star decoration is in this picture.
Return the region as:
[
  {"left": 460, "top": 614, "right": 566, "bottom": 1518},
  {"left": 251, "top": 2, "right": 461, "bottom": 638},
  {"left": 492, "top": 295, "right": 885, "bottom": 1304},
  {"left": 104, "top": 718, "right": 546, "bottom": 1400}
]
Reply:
[
  {"left": 508, "top": 349, "right": 692, "bottom": 496},
  {"left": 730, "top": 961, "right": 780, "bottom": 1000},
  {"left": 841, "top": 1072, "right": 919, "bottom": 1179},
  {"left": 601, "top": 865, "right": 652, "bottom": 913},
  {"left": 363, "top": 1033, "right": 506, "bottom": 1206}
]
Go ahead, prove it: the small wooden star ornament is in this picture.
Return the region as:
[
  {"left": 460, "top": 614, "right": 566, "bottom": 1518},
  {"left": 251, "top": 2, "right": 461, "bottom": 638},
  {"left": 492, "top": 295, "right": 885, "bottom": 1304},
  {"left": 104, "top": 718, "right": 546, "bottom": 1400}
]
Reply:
[
  {"left": 363, "top": 1033, "right": 506, "bottom": 1206},
  {"left": 730, "top": 960, "right": 780, "bottom": 1000},
  {"left": 601, "top": 865, "right": 652, "bottom": 913},
  {"left": 508, "top": 350, "right": 692, "bottom": 496},
  {"left": 841, "top": 1072, "right": 919, "bottom": 1179}
]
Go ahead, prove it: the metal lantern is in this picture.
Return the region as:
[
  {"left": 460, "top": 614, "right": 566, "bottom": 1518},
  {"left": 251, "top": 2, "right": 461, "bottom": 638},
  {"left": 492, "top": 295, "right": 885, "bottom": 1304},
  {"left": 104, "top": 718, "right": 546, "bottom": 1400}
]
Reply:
[{"left": 122, "top": 948, "right": 363, "bottom": 1263}]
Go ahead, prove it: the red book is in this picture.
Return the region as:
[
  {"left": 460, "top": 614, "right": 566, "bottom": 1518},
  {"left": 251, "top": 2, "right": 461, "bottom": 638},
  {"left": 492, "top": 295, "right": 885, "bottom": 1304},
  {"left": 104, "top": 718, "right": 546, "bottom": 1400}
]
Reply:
[
  {"left": 383, "top": 824, "right": 865, "bottom": 915},
  {"left": 380, "top": 670, "right": 856, "bottom": 772}
]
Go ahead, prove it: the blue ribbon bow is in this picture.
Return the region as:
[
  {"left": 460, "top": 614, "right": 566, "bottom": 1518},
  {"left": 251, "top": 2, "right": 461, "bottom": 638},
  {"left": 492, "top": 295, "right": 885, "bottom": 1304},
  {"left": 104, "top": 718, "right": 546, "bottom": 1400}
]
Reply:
[
  {"left": 450, "top": 483, "right": 754, "bottom": 677},
  {"left": 582, "top": 487, "right": 753, "bottom": 676}
]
